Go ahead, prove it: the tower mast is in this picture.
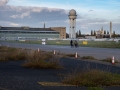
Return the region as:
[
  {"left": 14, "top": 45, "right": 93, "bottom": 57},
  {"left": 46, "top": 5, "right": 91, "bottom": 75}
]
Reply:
[{"left": 68, "top": 9, "right": 77, "bottom": 39}]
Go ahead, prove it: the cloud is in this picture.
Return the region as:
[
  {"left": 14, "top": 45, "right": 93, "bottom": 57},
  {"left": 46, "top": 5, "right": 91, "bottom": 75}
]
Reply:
[
  {"left": 0, "top": 0, "right": 9, "bottom": 6},
  {"left": 9, "top": 23, "right": 20, "bottom": 26},
  {"left": 10, "top": 11, "right": 31, "bottom": 18},
  {"left": 0, "top": 0, "right": 120, "bottom": 34},
  {"left": 89, "top": 10, "right": 93, "bottom": 12},
  {"left": 0, "top": 5, "right": 68, "bottom": 27},
  {"left": 81, "top": 26, "right": 88, "bottom": 29},
  {"left": 0, "top": 21, "right": 20, "bottom": 26}
]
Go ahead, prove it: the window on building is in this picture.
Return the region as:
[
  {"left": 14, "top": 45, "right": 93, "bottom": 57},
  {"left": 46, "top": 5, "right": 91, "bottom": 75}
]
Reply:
[{"left": 3, "top": 31, "right": 8, "bottom": 33}]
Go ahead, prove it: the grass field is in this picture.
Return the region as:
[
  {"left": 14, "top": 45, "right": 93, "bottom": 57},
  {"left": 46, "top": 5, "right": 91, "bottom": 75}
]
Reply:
[{"left": 5, "top": 40, "right": 120, "bottom": 48}]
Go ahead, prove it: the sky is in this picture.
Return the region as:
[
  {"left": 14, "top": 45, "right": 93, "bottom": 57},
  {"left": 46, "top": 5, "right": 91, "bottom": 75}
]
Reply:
[{"left": 0, "top": 0, "right": 120, "bottom": 34}]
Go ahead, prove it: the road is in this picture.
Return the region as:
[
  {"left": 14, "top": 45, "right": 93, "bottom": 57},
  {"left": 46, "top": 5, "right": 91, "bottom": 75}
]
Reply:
[
  {"left": 1, "top": 41, "right": 120, "bottom": 90},
  {"left": 0, "top": 41, "right": 120, "bottom": 61},
  {"left": 0, "top": 57, "right": 120, "bottom": 90}
]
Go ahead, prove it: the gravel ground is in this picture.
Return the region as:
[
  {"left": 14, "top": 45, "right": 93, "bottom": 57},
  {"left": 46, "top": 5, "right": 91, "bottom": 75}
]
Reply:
[{"left": 0, "top": 58, "right": 120, "bottom": 90}]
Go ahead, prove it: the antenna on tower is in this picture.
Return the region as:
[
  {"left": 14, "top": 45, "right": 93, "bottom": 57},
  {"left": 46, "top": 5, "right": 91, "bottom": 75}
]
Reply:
[
  {"left": 44, "top": 23, "right": 45, "bottom": 28},
  {"left": 110, "top": 22, "right": 112, "bottom": 38},
  {"left": 101, "top": 26, "right": 103, "bottom": 31}
]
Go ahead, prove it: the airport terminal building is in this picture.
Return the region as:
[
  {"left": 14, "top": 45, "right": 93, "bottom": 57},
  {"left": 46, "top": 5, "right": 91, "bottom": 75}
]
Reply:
[{"left": 0, "top": 26, "right": 66, "bottom": 40}]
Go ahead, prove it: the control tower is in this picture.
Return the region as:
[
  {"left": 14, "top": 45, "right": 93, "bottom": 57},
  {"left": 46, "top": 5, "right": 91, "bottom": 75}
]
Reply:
[{"left": 68, "top": 9, "right": 77, "bottom": 38}]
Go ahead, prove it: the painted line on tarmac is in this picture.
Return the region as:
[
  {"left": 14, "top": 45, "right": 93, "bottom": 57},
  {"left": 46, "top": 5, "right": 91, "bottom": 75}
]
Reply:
[
  {"left": 0, "top": 87, "right": 9, "bottom": 90},
  {"left": 38, "top": 82, "right": 77, "bottom": 86}
]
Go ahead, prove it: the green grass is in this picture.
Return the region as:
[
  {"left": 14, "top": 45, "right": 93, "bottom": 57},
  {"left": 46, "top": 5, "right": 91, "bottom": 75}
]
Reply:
[
  {"left": 5, "top": 40, "right": 120, "bottom": 48},
  {"left": 80, "top": 41, "right": 120, "bottom": 48},
  {"left": 88, "top": 87, "right": 104, "bottom": 90},
  {"left": 46, "top": 40, "right": 69, "bottom": 45},
  {"left": 62, "top": 69, "right": 120, "bottom": 87}
]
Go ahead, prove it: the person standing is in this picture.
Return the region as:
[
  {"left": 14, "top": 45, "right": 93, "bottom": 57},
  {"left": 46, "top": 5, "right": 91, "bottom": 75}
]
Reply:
[
  {"left": 70, "top": 40, "right": 73, "bottom": 47},
  {"left": 74, "top": 40, "right": 78, "bottom": 48}
]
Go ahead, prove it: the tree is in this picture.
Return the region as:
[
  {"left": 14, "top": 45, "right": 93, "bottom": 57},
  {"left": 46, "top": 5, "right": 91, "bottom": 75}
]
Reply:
[
  {"left": 76, "top": 31, "right": 79, "bottom": 38},
  {"left": 94, "top": 30, "right": 96, "bottom": 36},
  {"left": 104, "top": 30, "right": 106, "bottom": 34},
  {"left": 107, "top": 31, "right": 109, "bottom": 34},
  {"left": 112, "top": 31, "right": 116, "bottom": 38},
  {"left": 66, "top": 33, "right": 69, "bottom": 38},
  {"left": 79, "top": 30, "right": 81, "bottom": 36},
  {"left": 91, "top": 30, "right": 93, "bottom": 36},
  {"left": 113, "top": 31, "right": 115, "bottom": 35}
]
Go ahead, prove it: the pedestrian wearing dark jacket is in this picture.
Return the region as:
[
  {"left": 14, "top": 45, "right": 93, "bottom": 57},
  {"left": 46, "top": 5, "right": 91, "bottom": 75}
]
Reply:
[
  {"left": 70, "top": 40, "right": 73, "bottom": 47},
  {"left": 74, "top": 40, "right": 78, "bottom": 48}
]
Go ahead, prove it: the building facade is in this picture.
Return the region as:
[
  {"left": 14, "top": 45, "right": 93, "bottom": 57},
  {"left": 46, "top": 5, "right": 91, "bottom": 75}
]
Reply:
[
  {"left": 0, "top": 26, "right": 66, "bottom": 40},
  {"left": 95, "top": 30, "right": 104, "bottom": 38},
  {"left": 51, "top": 27, "right": 66, "bottom": 39}
]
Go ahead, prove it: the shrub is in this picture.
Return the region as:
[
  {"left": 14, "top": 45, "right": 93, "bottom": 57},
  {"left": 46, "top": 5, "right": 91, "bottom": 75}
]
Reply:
[
  {"left": 65, "top": 53, "right": 80, "bottom": 57},
  {"left": 101, "top": 57, "right": 119, "bottom": 63},
  {"left": 0, "top": 46, "right": 27, "bottom": 61},
  {"left": 22, "top": 51, "right": 62, "bottom": 69},
  {"left": 81, "top": 56, "right": 95, "bottom": 60},
  {"left": 0, "top": 46, "right": 62, "bottom": 69},
  {"left": 62, "top": 69, "right": 120, "bottom": 87},
  {"left": 48, "top": 54, "right": 63, "bottom": 69}
]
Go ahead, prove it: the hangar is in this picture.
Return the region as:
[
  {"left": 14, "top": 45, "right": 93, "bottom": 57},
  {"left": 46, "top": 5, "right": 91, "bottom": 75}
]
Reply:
[{"left": 0, "top": 26, "right": 66, "bottom": 40}]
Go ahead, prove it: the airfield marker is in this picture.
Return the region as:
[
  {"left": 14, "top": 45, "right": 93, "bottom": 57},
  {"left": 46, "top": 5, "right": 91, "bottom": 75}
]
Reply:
[
  {"left": 112, "top": 56, "right": 115, "bottom": 65},
  {"left": 38, "top": 48, "right": 40, "bottom": 52},
  {"left": 75, "top": 52, "right": 77, "bottom": 58},
  {"left": 54, "top": 50, "right": 55, "bottom": 55}
]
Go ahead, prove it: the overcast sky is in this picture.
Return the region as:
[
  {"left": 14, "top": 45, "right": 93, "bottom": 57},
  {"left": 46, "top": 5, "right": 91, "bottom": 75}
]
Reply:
[{"left": 0, "top": 0, "right": 120, "bottom": 34}]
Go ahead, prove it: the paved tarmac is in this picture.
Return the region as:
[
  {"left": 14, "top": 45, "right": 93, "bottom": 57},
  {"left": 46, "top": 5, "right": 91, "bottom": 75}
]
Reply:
[
  {"left": 1, "top": 41, "right": 120, "bottom": 90},
  {"left": 0, "top": 58, "right": 120, "bottom": 90},
  {"left": 0, "top": 41, "right": 120, "bottom": 61}
]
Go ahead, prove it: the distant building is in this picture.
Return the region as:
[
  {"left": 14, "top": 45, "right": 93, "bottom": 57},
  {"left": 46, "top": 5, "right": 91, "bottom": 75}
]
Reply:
[
  {"left": 0, "top": 26, "right": 66, "bottom": 40},
  {"left": 85, "top": 36, "right": 96, "bottom": 39},
  {"left": 51, "top": 27, "right": 66, "bottom": 39},
  {"left": 95, "top": 29, "right": 104, "bottom": 38},
  {"left": 110, "top": 22, "right": 112, "bottom": 38},
  {"left": 95, "top": 27, "right": 104, "bottom": 38},
  {"left": 21, "top": 26, "right": 30, "bottom": 30}
]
